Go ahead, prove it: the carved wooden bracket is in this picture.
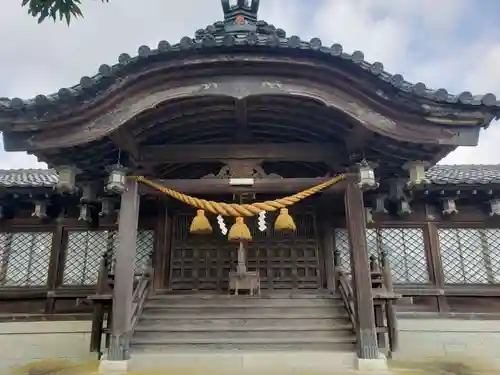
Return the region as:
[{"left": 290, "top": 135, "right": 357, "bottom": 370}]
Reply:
[
  {"left": 202, "top": 160, "right": 282, "bottom": 179},
  {"left": 99, "top": 198, "right": 115, "bottom": 217},
  {"left": 365, "top": 207, "right": 374, "bottom": 224},
  {"left": 397, "top": 201, "right": 413, "bottom": 216},
  {"left": 32, "top": 201, "right": 48, "bottom": 219},
  {"left": 441, "top": 198, "right": 459, "bottom": 216},
  {"left": 489, "top": 199, "right": 500, "bottom": 217},
  {"left": 403, "top": 160, "right": 431, "bottom": 188},
  {"left": 373, "top": 194, "right": 388, "bottom": 214},
  {"left": 78, "top": 204, "right": 92, "bottom": 222},
  {"left": 388, "top": 178, "right": 411, "bottom": 203}
]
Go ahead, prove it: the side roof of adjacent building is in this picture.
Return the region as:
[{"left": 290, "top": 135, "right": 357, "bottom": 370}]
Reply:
[{"left": 1, "top": 165, "right": 500, "bottom": 188}]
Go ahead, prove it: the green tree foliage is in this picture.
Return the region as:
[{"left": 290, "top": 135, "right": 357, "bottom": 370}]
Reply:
[{"left": 21, "top": 0, "right": 109, "bottom": 24}]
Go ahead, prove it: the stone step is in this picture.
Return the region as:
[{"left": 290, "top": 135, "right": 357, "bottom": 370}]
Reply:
[
  {"left": 146, "top": 296, "right": 343, "bottom": 308},
  {"left": 141, "top": 307, "right": 347, "bottom": 319},
  {"left": 153, "top": 291, "right": 337, "bottom": 299},
  {"left": 130, "top": 336, "right": 357, "bottom": 349},
  {"left": 137, "top": 317, "right": 351, "bottom": 330},
  {"left": 133, "top": 327, "right": 353, "bottom": 339}
]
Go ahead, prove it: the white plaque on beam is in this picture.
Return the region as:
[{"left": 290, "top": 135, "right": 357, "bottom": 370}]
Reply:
[{"left": 229, "top": 178, "right": 255, "bottom": 186}]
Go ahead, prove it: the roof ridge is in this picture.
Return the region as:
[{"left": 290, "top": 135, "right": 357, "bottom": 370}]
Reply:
[
  {"left": 1, "top": 18, "right": 499, "bottom": 114},
  {"left": 433, "top": 164, "right": 500, "bottom": 168},
  {"left": 0, "top": 168, "right": 53, "bottom": 172}
]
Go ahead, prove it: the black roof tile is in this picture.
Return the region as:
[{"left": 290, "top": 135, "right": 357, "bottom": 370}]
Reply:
[{"left": 1, "top": 165, "right": 499, "bottom": 188}]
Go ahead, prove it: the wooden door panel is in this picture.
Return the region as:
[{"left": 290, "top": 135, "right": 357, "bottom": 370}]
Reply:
[{"left": 169, "top": 210, "right": 321, "bottom": 291}]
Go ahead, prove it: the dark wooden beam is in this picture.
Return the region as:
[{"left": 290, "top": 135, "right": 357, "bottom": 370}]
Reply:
[
  {"left": 345, "top": 126, "right": 373, "bottom": 154},
  {"left": 139, "top": 177, "right": 347, "bottom": 195},
  {"left": 109, "top": 128, "right": 140, "bottom": 161},
  {"left": 140, "top": 143, "right": 342, "bottom": 165},
  {"left": 233, "top": 99, "right": 252, "bottom": 142}
]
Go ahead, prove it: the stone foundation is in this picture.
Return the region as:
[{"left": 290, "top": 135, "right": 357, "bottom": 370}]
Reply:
[
  {"left": 0, "top": 320, "right": 95, "bottom": 373},
  {"left": 1, "top": 317, "right": 499, "bottom": 373},
  {"left": 393, "top": 317, "right": 500, "bottom": 369}
]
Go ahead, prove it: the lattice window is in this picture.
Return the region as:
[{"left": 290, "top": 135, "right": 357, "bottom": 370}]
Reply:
[
  {"left": 0, "top": 232, "right": 53, "bottom": 287},
  {"left": 438, "top": 228, "right": 500, "bottom": 284},
  {"left": 63, "top": 229, "right": 155, "bottom": 286},
  {"left": 334, "top": 227, "right": 428, "bottom": 284},
  {"left": 63, "top": 230, "right": 113, "bottom": 285}
]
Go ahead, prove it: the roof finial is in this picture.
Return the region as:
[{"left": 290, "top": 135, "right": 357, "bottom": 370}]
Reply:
[{"left": 221, "top": 0, "right": 260, "bottom": 24}]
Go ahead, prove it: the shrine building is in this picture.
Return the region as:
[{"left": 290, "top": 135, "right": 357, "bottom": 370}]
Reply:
[{"left": 0, "top": 0, "right": 500, "bottom": 373}]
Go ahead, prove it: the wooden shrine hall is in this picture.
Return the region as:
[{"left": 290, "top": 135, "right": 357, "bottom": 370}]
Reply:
[{"left": 1, "top": 0, "right": 500, "bottom": 373}]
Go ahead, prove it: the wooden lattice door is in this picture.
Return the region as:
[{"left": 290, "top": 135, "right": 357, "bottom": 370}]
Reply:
[{"left": 169, "top": 209, "right": 322, "bottom": 291}]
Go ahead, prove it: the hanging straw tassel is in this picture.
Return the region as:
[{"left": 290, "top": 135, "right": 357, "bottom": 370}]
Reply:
[
  {"left": 228, "top": 217, "right": 252, "bottom": 242},
  {"left": 274, "top": 208, "right": 296, "bottom": 232},
  {"left": 190, "top": 209, "right": 213, "bottom": 235}
]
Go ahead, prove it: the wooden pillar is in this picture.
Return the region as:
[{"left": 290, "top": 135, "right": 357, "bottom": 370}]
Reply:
[
  {"left": 344, "top": 179, "right": 379, "bottom": 359},
  {"left": 108, "top": 179, "right": 140, "bottom": 361},
  {"left": 154, "top": 200, "right": 172, "bottom": 291},
  {"left": 318, "top": 210, "right": 335, "bottom": 292},
  {"left": 424, "top": 223, "right": 449, "bottom": 312},
  {"left": 45, "top": 217, "right": 65, "bottom": 314}
]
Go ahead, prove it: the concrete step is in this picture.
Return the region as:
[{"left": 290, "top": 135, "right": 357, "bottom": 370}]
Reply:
[
  {"left": 133, "top": 328, "right": 353, "bottom": 340},
  {"left": 127, "top": 350, "right": 358, "bottom": 373},
  {"left": 136, "top": 317, "right": 351, "bottom": 330},
  {"left": 141, "top": 307, "right": 347, "bottom": 319}
]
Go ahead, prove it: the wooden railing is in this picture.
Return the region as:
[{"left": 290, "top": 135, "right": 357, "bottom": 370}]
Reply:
[
  {"left": 83, "top": 252, "right": 153, "bottom": 359},
  {"left": 333, "top": 249, "right": 400, "bottom": 357},
  {"left": 370, "top": 252, "right": 400, "bottom": 357},
  {"left": 127, "top": 262, "right": 153, "bottom": 342},
  {"left": 333, "top": 250, "right": 356, "bottom": 329}
]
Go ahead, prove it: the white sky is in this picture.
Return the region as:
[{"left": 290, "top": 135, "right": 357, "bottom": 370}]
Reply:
[{"left": 0, "top": 0, "right": 499, "bottom": 169}]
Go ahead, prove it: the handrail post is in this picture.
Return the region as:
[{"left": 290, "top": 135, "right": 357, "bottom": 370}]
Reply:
[
  {"left": 107, "top": 179, "right": 140, "bottom": 362},
  {"left": 344, "top": 179, "right": 379, "bottom": 360},
  {"left": 381, "top": 250, "right": 398, "bottom": 355}
]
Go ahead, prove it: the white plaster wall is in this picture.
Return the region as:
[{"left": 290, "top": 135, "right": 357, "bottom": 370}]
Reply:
[
  {"left": 394, "top": 318, "right": 500, "bottom": 368},
  {"left": 0, "top": 320, "right": 96, "bottom": 373}
]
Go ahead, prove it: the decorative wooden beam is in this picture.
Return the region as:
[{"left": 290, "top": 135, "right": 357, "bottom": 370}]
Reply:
[
  {"left": 139, "top": 177, "right": 348, "bottom": 195},
  {"left": 139, "top": 143, "right": 342, "bottom": 165}
]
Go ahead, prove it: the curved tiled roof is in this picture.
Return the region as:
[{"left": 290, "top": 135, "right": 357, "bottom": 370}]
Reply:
[
  {"left": 1, "top": 2, "right": 499, "bottom": 115},
  {"left": 1, "top": 165, "right": 500, "bottom": 188}
]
